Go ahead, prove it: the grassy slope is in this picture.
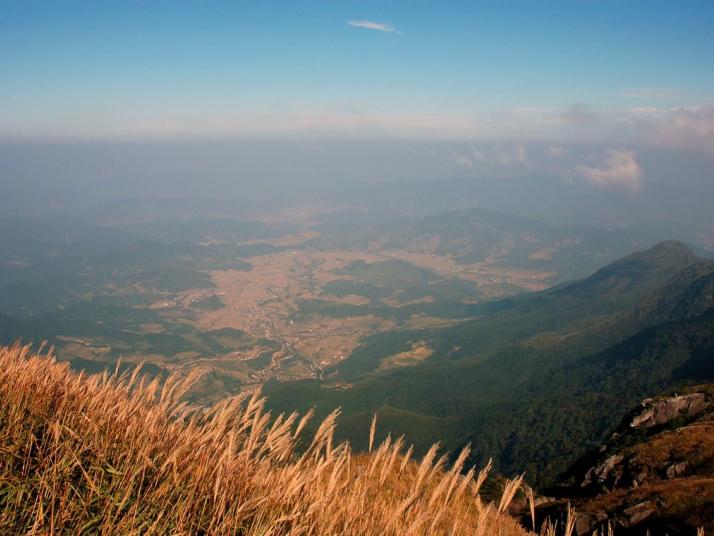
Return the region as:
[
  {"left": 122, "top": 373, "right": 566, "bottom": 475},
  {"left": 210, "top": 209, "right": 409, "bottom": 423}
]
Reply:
[{"left": 0, "top": 343, "right": 530, "bottom": 536}]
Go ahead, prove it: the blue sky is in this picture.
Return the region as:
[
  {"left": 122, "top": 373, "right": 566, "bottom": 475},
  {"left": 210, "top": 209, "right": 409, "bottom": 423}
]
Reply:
[{"left": 1, "top": 1, "right": 713, "bottom": 141}]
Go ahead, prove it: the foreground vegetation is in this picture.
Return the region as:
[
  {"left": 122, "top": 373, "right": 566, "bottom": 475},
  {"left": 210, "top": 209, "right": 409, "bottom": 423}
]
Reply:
[{"left": 0, "top": 343, "right": 532, "bottom": 535}]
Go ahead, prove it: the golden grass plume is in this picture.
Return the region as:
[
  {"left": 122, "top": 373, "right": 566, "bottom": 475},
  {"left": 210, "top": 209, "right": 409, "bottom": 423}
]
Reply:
[{"left": 0, "top": 343, "right": 531, "bottom": 535}]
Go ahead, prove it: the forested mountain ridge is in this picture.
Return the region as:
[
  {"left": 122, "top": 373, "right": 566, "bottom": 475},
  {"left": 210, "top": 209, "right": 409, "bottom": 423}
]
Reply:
[{"left": 264, "top": 241, "right": 714, "bottom": 486}]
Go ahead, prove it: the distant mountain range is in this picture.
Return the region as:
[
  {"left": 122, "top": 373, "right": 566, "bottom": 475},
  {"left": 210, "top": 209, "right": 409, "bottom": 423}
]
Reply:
[{"left": 309, "top": 206, "right": 656, "bottom": 281}]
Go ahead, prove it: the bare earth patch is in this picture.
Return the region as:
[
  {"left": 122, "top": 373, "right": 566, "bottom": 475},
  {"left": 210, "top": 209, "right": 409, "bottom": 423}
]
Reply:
[{"left": 377, "top": 341, "right": 434, "bottom": 372}]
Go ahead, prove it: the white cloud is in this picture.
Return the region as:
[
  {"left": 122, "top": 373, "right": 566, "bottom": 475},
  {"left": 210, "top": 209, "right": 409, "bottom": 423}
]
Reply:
[
  {"left": 547, "top": 146, "right": 567, "bottom": 157},
  {"left": 576, "top": 148, "right": 643, "bottom": 192},
  {"left": 348, "top": 20, "right": 403, "bottom": 34},
  {"left": 491, "top": 143, "right": 529, "bottom": 166}
]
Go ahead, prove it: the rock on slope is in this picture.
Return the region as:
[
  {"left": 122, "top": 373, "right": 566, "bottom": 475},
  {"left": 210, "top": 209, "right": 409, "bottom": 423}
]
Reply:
[{"left": 535, "top": 386, "right": 714, "bottom": 535}]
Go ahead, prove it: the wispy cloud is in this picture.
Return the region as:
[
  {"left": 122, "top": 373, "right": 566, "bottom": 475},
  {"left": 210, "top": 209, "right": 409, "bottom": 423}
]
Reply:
[
  {"left": 447, "top": 143, "right": 531, "bottom": 169},
  {"left": 555, "top": 103, "right": 599, "bottom": 126},
  {"left": 348, "top": 20, "right": 403, "bottom": 35},
  {"left": 620, "top": 88, "right": 678, "bottom": 99}
]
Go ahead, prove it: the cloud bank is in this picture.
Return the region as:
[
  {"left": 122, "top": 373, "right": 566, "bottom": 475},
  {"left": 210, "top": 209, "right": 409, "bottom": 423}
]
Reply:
[
  {"left": 445, "top": 143, "right": 644, "bottom": 193},
  {"left": 4, "top": 97, "right": 714, "bottom": 164},
  {"left": 576, "top": 149, "right": 643, "bottom": 192},
  {"left": 632, "top": 105, "right": 714, "bottom": 155}
]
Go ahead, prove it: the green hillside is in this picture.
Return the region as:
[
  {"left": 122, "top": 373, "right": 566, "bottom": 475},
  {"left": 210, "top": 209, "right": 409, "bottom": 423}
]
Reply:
[{"left": 264, "top": 241, "right": 714, "bottom": 486}]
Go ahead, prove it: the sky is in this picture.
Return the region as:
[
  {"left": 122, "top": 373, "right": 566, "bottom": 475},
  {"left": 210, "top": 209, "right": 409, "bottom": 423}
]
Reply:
[
  {"left": 1, "top": 0, "right": 714, "bottom": 207},
  {"left": 1, "top": 0, "right": 713, "bottom": 142}
]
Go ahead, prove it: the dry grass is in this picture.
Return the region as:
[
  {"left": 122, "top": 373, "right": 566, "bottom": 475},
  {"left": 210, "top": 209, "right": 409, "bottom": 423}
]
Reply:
[{"left": 0, "top": 343, "right": 532, "bottom": 535}]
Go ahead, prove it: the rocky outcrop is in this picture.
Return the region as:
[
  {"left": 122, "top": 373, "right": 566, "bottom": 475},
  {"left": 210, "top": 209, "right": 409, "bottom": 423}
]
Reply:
[
  {"left": 628, "top": 393, "right": 708, "bottom": 429},
  {"left": 576, "top": 446, "right": 697, "bottom": 492},
  {"left": 531, "top": 386, "right": 714, "bottom": 535},
  {"left": 573, "top": 389, "right": 713, "bottom": 493}
]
